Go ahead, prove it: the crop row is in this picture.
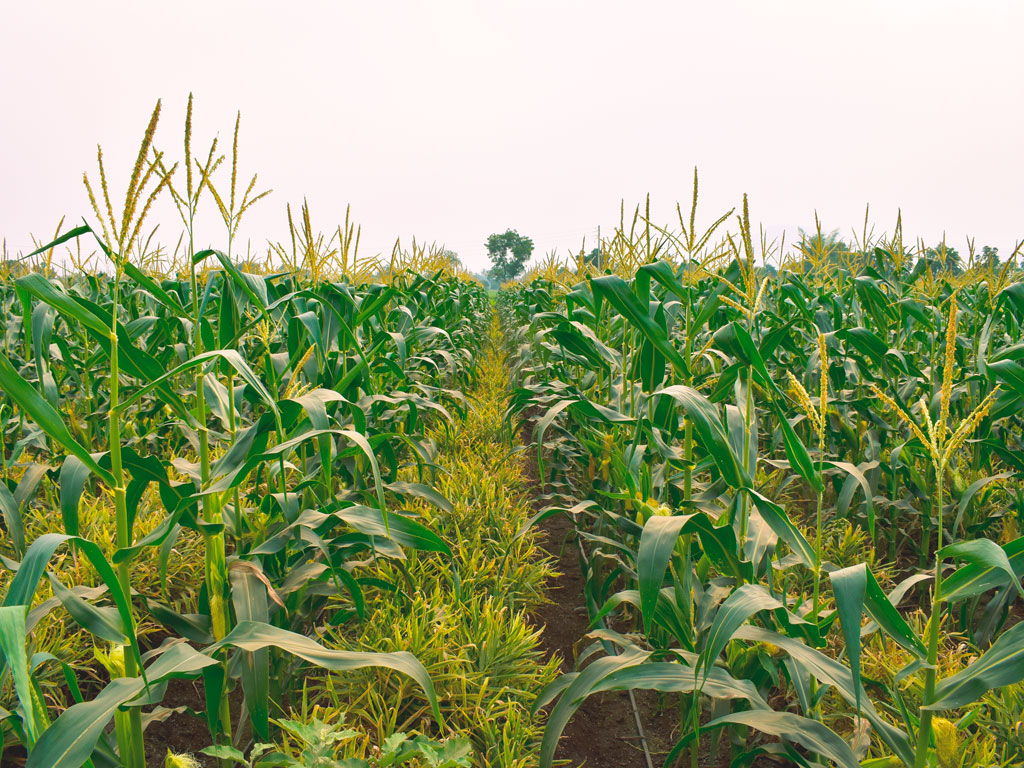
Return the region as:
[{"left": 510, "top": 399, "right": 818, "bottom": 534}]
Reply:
[
  {"left": 500, "top": 194, "right": 1024, "bottom": 768},
  {"left": 0, "top": 101, "right": 505, "bottom": 768}
]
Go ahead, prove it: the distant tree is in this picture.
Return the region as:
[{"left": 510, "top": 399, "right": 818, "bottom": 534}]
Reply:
[
  {"left": 794, "top": 227, "right": 852, "bottom": 274},
  {"left": 797, "top": 228, "right": 849, "bottom": 265},
  {"left": 585, "top": 247, "right": 602, "bottom": 269},
  {"left": 923, "top": 243, "right": 962, "bottom": 274},
  {"left": 470, "top": 270, "right": 496, "bottom": 289},
  {"left": 981, "top": 245, "right": 1000, "bottom": 269},
  {"left": 485, "top": 229, "right": 534, "bottom": 283},
  {"left": 441, "top": 249, "right": 461, "bottom": 268}
]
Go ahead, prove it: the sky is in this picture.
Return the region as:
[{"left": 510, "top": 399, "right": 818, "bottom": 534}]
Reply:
[{"left": 2, "top": 1, "right": 1022, "bottom": 273}]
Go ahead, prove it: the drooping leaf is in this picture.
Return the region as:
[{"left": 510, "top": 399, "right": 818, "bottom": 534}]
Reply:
[
  {"left": 0, "top": 606, "right": 42, "bottom": 744},
  {"left": 652, "top": 385, "right": 750, "bottom": 488},
  {"left": 928, "top": 621, "right": 1024, "bottom": 710},
  {"left": 229, "top": 565, "right": 270, "bottom": 740},
  {"left": 0, "top": 352, "right": 113, "bottom": 486},
  {"left": 591, "top": 274, "right": 689, "bottom": 376},
  {"left": 207, "top": 621, "right": 442, "bottom": 724},
  {"left": 939, "top": 538, "right": 1024, "bottom": 599},
  {"left": 26, "top": 644, "right": 217, "bottom": 768}
]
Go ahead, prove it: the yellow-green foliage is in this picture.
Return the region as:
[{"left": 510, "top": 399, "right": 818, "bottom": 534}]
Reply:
[
  {"left": 303, "top": 315, "right": 559, "bottom": 767},
  {"left": 0, "top": 482, "right": 203, "bottom": 712}
]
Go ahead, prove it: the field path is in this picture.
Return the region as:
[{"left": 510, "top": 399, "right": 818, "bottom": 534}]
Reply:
[
  {"left": 509, "top": 337, "right": 680, "bottom": 767},
  {"left": 308, "top": 312, "right": 565, "bottom": 767}
]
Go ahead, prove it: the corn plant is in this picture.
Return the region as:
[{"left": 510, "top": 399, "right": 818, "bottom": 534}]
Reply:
[
  {"left": 0, "top": 103, "right": 492, "bottom": 768},
  {"left": 502, "top": 198, "right": 1024, "bottom": 767}
]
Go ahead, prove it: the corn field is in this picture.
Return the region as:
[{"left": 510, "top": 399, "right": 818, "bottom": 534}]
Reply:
[
  {"left": 2, "top": 102, "right": 1024, "bottom": 768},
  {"left": 501, "top": 185, "right": 1024, "bottom": 768}
]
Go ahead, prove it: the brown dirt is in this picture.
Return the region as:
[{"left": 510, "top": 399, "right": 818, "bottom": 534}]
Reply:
[
  {"left": 518, "top": 405, "right": 680, "bottom": 767},
  {"left": 0, "top": 677, "right": 224, "bottom": 768},
  {"left": 142, "top": 677, "right": 225, "bottom": 767},
  {"left": 0, "top": 746, "right": 26, "bottom": 767},
  {"left": 531, "top": 505, "right": 660, "bottom": 768},
  {"left": 519, "top": 417, "right": 781, "bottom": 768}
]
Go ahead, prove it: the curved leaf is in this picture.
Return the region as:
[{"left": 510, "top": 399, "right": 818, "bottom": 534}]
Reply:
[
  {"left": 207, "top": 621, "right": 442, "bottom": 724},
  {"left": 929, "top": 621, "right": 1024, "bottom": 710},
  {"left": 0, "top": 352, "right": 113, "bottom": 486}
]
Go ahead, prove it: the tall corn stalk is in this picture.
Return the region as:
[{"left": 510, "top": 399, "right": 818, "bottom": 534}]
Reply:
[
  {"left": 872, "top": 293, "right": 1000, "bottom": 766},
  {"left": 82, "top": 99, "right": 172, "bottom": 768}
]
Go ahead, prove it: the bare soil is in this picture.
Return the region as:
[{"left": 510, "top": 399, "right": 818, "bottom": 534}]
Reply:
[
  {"left": 519, "top": 415, "right": 782, "bottom": 768},
  {"left": 142, "top": 677, "right": 229, "bottom": 767},
  {"left": 0, "top": 677, "right": 226, "bottom": 768},
  {"left": 530, "top": 504, "right": 663, "bottom": 767}
]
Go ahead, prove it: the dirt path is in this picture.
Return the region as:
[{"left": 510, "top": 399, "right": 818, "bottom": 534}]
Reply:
[
  {"left": 515, "top": 416, "right": 734, "bottom": 768},
  {"left": 529, "top": 503, "right": 664, "bottom": 768}
]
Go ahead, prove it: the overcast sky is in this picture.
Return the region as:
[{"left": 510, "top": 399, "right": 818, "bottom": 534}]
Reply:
[{"left": 2, "top": 1, "right": 1021, "bottom": 272}]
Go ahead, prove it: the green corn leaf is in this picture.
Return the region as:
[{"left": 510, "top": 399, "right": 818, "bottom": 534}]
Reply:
[
  {"left": 637, "top": 515, "right": 691, "bottom": 636},
  {"left": 928, "top": 621, "right": 1024, "bottom": 710},
  {"left": 3, "top": 534, "right": 142, "bottom": 684},
  {"left": 700, "top": 711, "right": 860, "bottom": 768},
  {"left": 332, "top": 505, "right": 450, "bottom": 555},
  {"left": 713, "top": 321, "right": 783, "bottom": 399},
  {"left": 26, "top": 644, "right": 217, "bottom": 768},
  {"left": 700, "top": 584, "right": 785, "bottom": 682},
  {"left": 829, "top": 460, "right": 877, "bottom": 535},
  {"left": 534, "top": 399, "right": 576, "bottom": 489},
  {"left": 989, "top": 359, "right": 1024, "bottom": 399},
  {"left": 47, "top": 575, "right": 126, "bottom": 645},
  {"left": 734, "top": 624, "right": 913, "bottom": 765},
  {"left": 14, "top": 274, "right": 190, "bottom": 418},
  {"left": 13, "top": 463, "right": 48, "bottom": 512},
  {"left": 940, "top": 536, "right": 1024, "bottom": 602},
  {"left": 637, "top": 513, "right": 748, "bottom": 636},
  {"left": 835, "top": 564, "right": 927, "bottom": 659},
  {"left": 0, "top": 483, "right": 25, "bottom": 557},
  {"left": 201, "top": 429, "right": 383, "bottom": 519},
  {"left": 743, "top": 489, "right": 816, "bottom": 568},
  {"left": 652, "top": 385, "right": 750, "bottom": 488},
  {"left": 830, "top": 564, "right": 867, "bottom": 712},
  {"left": 111, "top": 348, "right": 280, "bottom": 429},
  {"left": 14, "top": 273, "right": 109, "bottom": 336},
  {"left": 537, "top": 650, "right": 777, "bottom": 768},
  {"left": 0, "top": 606, "right": 40, "bottom": 745},
  {"left": 384, "top": 481, "right": 453, "bottom": 513},
  {"left": 207, "top": 620, "right": 442, "bottom": 725},
  {"left": 592, "top": 589, "right": 692, "bottom": 650},
  {"left": 197, "top": 249, "right": 271, "bottom": 321},
  {"left": 228, "top": 565, "right": 271, "bottom": 741},
  {"left": 58, "top": 455, "right": 94, "bottom": 538},
  {"left": 773, "top": 404, "right": 824, "bottom": 494},
  {"left": 121, "top": 260, "right": 186, "bottom": 314},
  {"left": 939, "top": 538, "right": 1024, "bottom": 599},
  {"left": 836, "top": 326, "right": 888, "bottom": 371},
  {"left": 590, "top": 660, "right": 769, "bottom": 709},
  {"left": 339, "top": 429, "right": 388, "bottom": 518},
  {"left": 950, "top": 472, "right": 1014, "bottom": 538},
  {"left": 548, "top": 322, "right": 611, "bottom": 371},
  {"left": 23, "top": 225, "right": 92, "bottom": 258},
  {"left": 0, "top": 352, "right": 114, "bottom": 486},
  {"left": 591, "top": 274, "right": 689, "bottom": 376},
  {"left": 537, "top": 648, "right": 650, "bottom": 768}
]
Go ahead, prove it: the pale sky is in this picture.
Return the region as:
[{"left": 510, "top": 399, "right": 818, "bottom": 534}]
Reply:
[{"left": 2, "top": 1, "right": 1022, "bottom": 272}]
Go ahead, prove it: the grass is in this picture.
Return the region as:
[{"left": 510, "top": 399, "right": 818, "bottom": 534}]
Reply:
[{"left": 305, "top": 316, "right": 560, "bottom": 767}]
